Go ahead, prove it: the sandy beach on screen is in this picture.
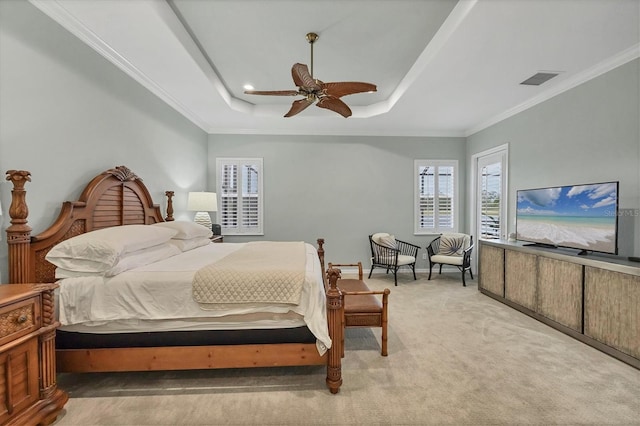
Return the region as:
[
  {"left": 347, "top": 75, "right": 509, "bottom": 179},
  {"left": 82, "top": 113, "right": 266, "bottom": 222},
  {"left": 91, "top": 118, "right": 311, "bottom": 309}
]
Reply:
[{"left": 517, "top": 220, "right": 615, "bottom": 252}]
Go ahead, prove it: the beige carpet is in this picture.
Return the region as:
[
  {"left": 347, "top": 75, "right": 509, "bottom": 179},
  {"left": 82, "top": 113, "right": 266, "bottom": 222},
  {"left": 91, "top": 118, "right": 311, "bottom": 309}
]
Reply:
[{"left": 53, "top": 272, "right": 640, "bottom": 425}]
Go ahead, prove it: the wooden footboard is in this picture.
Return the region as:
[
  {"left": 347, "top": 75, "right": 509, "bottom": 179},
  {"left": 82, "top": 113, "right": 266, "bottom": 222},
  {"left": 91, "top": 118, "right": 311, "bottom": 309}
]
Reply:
[{"left": 4, "top": 166, "right": 343, "bottom": 394}]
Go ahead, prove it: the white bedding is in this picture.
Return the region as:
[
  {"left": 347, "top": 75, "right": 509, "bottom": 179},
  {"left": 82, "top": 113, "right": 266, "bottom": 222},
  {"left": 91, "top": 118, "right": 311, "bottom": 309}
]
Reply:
[{"left": 57, "top": 242, "right": 331, "bottom": 353}]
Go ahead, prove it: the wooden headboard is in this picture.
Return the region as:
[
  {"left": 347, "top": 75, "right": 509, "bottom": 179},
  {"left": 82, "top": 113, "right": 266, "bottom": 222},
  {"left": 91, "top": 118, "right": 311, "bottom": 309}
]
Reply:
[{"left": 5, "top": 166, "right": 172, "bottom": 284}]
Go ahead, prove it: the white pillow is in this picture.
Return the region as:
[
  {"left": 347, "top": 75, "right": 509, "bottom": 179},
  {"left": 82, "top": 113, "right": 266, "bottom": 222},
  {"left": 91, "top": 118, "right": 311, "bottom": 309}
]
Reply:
[
  {"left": 152, "top": 221, "right": 213, "bottom": 240},
  {"left": 55, "top": 243, "right": 181, "bottom": 278},
  {"left": 105, "top": 243, "right": 181, "bottom": 276},
  {"left": 437, "top": 233, "right": 470, "bottom": 256},
  {"left": 168, "top": 237, "right": 211, "bottom": 252},
  {"left": 50, "top": 258, "right": 113, "bottom": 275},
  {"left": 46, "top": 225, "right": 178, "bottom": 272},
  {"left": 372, "top": 233, "right": 397, "bottom": 249}
]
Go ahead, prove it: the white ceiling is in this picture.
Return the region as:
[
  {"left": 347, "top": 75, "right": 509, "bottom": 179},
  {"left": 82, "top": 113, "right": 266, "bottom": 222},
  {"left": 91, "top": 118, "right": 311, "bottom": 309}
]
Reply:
[{"left": 30, "top": 0, "right": 640, "bottom": 137}]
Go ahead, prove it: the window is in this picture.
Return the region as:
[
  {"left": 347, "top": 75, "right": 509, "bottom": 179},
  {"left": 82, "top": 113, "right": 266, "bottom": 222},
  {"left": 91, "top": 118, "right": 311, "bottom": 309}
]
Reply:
[
  {"left": 414, "top": 160, "right": 458, "bottom": 234},
  {"left": 216, "top": 158, "right": 263, "bottom": 235}
]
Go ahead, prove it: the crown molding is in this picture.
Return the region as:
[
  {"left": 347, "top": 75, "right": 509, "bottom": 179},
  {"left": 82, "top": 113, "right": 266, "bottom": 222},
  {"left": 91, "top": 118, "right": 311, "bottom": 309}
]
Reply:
[
  {"left": 28, "top": 0, "right": 212, "bottom": 131},
  {"left": 465, "top": 43, "right": 640, "bottom": 137}
]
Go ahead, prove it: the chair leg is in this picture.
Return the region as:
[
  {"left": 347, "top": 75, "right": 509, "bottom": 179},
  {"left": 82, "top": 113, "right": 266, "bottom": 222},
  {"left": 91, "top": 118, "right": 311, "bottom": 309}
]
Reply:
[
  {"left": 368, "top": 266, "right": 374, "bottom": 279},
  {"left": 411, "top": 264, "right": 417, "bottom": 280},
  {"left": 462, "top": 270, "right": 467, "bottom": 287},
  {"left": 393, "top": 268, "right": 398, "bottom": 286},
  {"left": 428, "top": 263, "right": 433, "bottom": 280},
  {"left": 469, "top": 268, "right": 474, "bottom": 280},
  {"left": 439, "top": 264, "right": 443, "bottom": 275}
]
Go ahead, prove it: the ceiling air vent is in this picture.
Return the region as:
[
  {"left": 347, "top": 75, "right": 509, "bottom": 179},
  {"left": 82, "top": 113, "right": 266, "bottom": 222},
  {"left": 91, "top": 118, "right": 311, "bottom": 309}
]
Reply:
[{"left": 520, "top": 72, "right": 560, "bottom": 86}]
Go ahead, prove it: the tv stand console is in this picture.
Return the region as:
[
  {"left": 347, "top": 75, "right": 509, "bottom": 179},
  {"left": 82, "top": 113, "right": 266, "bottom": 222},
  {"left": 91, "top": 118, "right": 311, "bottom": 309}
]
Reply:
[{"left": 479, "top": 240, "right": 640, "bottom": 369}]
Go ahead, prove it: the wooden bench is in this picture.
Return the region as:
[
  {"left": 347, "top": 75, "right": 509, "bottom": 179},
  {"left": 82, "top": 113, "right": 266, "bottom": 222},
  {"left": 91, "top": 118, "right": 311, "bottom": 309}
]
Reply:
[{"left": 328, "top": 262, "right": 390, "bottom": 356}]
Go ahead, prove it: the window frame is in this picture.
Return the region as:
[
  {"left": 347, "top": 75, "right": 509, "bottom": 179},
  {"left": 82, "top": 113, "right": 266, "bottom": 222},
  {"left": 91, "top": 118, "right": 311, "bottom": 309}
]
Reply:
[
  {"left": 216, "top": 157, "right": 264, "bottom": 236},
  {"left": 414, "top": 159, "right": 459, "bottom": 235}
]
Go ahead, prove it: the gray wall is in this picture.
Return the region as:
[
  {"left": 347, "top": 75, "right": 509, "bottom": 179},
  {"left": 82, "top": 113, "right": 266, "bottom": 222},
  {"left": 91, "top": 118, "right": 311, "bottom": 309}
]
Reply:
[
  {"left": 1, "top": 1, "right": 638, "bottom": 283},
  {"left": 0, "top": 1, "right": 208, "bottom": 283},
  {"left": 208, "top": 134, "right": 467, "bottom": 267},
  {"left": 466, "top": 58, "right": 640, "bottom": 257}
]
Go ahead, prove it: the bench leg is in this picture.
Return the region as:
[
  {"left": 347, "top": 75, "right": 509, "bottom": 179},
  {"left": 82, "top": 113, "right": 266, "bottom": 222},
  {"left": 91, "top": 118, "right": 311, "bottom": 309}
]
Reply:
[
  {"left": 381, "top": 324, "right": 388, "bottom": 356},
  {"left": 381, "top": 291, "right": 389, "bottom": 356}
]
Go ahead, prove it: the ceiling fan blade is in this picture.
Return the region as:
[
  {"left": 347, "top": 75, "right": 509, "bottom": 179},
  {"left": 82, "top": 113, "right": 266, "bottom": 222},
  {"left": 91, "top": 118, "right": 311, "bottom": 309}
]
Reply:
[
  {"left": 322, "top": 82, "right": 377, "bottom": 98},
  {"left": 316, "top": 96, "right": 352, "bottom": 118},
  {"left": 244, "top": 90, "right": 300, "bottom": 96},
  {"left": 291, "top": 63, "right": 321, "bottom": 91},
  {"left": 284, "top": 97, "right": 314, "bottom": 117}
]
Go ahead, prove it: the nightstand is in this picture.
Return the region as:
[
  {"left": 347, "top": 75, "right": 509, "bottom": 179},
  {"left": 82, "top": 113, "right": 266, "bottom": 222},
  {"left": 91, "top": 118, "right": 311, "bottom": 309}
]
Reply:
[
  {"left": 211, "top": 235, "right": 223, "bottom": 243},
  {"left": 0, "top": 284, "right": 68, "bottom": 425}
]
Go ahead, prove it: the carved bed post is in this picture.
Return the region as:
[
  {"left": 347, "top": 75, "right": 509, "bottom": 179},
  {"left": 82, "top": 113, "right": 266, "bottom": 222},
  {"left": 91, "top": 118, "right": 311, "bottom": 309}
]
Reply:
[
  {"left": 317, "top": 238, "right": 326, "bottom": 286},
  {"left": 164, "top": 191, "right": 175, "bottom": 221},
  {"left": 325, "top": 267, "right": 343, "bottom": 394},
  {"left": 5, "top": 170, "right": 33, "bottom": 283}
]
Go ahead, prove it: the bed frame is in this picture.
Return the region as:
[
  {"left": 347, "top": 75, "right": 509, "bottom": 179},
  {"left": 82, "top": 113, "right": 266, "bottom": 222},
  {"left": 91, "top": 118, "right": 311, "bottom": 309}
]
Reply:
[{"left": 5, "top": 166, "right": 343, "bottom": 394}]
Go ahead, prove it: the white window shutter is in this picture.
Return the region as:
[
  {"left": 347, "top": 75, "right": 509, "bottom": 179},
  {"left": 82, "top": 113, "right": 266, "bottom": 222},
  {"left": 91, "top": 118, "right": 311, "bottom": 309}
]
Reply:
[
  {"left": 217, "top": 158, "right": 263, "bottom": 235},
  {"left": 415, "top": 160, "right": 458, "bottom": 234}
]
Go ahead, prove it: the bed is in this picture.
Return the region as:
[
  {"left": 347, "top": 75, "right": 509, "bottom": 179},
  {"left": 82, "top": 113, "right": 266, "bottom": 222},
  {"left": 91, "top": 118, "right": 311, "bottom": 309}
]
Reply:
[{"left": 4, "top": 166, "right": 343, "bottom": 394}]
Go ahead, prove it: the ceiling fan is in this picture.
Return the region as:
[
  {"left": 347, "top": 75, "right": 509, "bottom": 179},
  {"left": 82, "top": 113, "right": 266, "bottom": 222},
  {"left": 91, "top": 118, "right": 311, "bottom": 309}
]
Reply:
[{"left": 244, "top": 32, "right": 377, "bottom": 118}]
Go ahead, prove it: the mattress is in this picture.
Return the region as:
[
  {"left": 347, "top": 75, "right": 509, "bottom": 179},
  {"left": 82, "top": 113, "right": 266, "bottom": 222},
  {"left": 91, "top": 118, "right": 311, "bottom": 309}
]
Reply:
[{"left": 56, "top": 242, "right": 331, "bottom": 353}]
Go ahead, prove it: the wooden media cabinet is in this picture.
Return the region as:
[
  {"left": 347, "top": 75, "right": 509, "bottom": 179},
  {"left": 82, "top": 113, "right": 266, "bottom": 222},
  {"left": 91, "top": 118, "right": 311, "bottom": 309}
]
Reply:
[{"left": 478, "top": 240, "right": 640, "bottom": 369}]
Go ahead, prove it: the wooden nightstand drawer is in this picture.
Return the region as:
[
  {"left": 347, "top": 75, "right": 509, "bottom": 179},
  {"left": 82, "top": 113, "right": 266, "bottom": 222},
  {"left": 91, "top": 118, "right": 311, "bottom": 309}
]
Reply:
[{"left": 0, "top": 297, "right": 39, "bottom": 347}]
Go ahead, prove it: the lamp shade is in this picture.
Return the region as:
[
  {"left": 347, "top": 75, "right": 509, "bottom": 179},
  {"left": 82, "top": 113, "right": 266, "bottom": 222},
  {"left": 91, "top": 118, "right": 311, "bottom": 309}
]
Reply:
[
  {"left": 187, "top": 192, "right": 217, "bottom": 212},
  {"left": 187, "top": 192, "right": 217, "bottom": 229}
]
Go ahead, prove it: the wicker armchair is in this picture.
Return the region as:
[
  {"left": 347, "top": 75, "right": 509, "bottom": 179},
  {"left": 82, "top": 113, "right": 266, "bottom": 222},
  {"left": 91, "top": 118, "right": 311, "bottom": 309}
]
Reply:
[
  {"left": 426, "top": 233, "right": 474, "bottom": 286},
  {"left": 368, "top": 233, "right": 419, "bottom": 286}
]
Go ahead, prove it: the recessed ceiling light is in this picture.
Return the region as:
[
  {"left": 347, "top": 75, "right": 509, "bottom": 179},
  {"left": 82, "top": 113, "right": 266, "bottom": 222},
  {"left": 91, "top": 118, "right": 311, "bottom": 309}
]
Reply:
[{"left": 243, "top": 84, "right": 254, "bottom": 91}]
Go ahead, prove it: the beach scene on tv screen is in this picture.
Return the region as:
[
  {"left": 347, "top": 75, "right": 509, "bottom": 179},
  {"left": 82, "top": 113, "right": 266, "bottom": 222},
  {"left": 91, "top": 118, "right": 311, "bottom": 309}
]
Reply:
[{"left": 516, "top": 182, "right": 617, "bottom": 253}]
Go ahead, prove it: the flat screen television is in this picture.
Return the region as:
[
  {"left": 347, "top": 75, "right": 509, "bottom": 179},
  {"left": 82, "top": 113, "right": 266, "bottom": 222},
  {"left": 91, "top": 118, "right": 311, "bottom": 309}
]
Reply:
[{"left": 516, "top": 181, "right": 619, "bottom": 255}]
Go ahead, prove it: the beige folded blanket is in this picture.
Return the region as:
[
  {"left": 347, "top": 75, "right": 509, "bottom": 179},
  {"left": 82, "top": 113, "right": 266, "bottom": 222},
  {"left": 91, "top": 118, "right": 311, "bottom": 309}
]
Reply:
[{"left": 192, "top": 241, "right": 306, "bottom": 305}]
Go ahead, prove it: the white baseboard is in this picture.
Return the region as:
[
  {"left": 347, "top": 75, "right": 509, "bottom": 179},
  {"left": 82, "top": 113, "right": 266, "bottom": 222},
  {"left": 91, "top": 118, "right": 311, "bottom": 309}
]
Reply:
[{"left": 333, "top": 266, "right": 460, "bottom": 276}]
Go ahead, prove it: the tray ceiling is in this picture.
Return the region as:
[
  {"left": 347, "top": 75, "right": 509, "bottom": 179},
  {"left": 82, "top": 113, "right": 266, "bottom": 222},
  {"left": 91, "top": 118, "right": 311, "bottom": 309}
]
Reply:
[{"left": 29, "top": 0, "right": 640, "bottom": 136}]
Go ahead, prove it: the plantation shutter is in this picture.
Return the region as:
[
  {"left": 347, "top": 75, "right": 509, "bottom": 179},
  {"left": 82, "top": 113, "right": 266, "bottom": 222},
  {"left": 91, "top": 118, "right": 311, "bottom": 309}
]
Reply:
[
  {"left": 220, "top": 163, "right": 238, "bottom": 229},
  {"left": 415, "top": 160, "right": 457, "bottom": 234},
  {"left": 480, "top": 162, "right": 501, "bottom": 239},
  {"left": 437, "top": 165, "right": 454, "bottom": 230},
  {"left": 419, "top": 166, "right": 435, "bottom": 229},
  {"left": 241, "top": 164, "right": 260, "bottom": 229},
  {"left": 217, "top": 158, "right": 263, "bottom": 235}
]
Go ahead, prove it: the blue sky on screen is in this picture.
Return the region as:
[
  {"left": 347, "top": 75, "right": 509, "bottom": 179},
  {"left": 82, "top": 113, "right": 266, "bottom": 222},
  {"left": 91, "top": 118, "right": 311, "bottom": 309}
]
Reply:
[{"left": 517, "top": 182, "right": 617, "bottom": 216}]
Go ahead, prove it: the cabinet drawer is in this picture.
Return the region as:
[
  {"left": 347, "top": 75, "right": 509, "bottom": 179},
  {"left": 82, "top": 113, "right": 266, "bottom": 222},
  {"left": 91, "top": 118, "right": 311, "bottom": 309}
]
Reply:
[{"left": 0, "top": 297, "right": 40, "bottom": 347}]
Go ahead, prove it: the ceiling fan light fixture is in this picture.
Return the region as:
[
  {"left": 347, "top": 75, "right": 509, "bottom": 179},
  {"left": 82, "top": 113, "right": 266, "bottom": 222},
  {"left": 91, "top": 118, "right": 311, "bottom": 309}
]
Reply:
[
  {"left": 244, "top": 32, "right": 377, "bottom": 118},
  {"left": 243, "top": 84, "right": 254, "bottom": 91}
]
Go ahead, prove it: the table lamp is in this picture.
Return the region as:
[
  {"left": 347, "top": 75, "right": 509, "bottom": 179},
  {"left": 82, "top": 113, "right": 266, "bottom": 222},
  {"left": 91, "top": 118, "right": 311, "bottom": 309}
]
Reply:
[{"left": 187, "top": 191, "right": 217, "bottom": 229}]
